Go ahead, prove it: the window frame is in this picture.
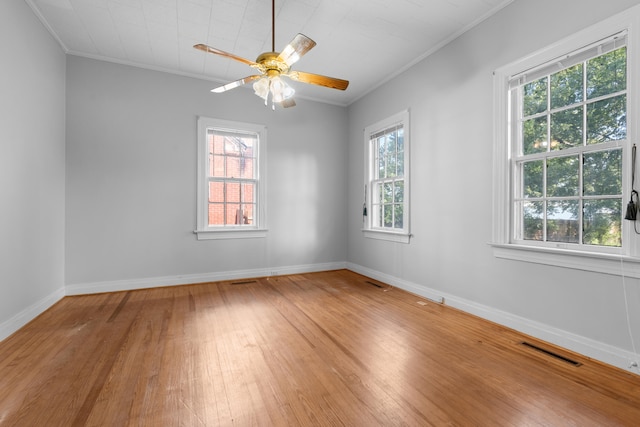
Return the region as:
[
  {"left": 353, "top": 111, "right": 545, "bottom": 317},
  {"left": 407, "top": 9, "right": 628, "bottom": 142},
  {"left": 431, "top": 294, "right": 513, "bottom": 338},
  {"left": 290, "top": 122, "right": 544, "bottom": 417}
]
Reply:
[
  {"left": 363, "top": 110, "right": 411, "bottom": 243},
  {"left": 492, "top": 6, "right": 640, "bottom": 277},
  {"left": 195, "top": 117, "right": 267, "bottom": 240}
]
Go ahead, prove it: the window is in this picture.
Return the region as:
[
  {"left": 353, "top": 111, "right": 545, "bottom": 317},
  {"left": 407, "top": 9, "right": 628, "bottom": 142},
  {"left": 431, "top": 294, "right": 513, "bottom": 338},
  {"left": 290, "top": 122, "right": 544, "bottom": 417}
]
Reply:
[
  {"left": 363, "top": 110, "right": 411, "bottom": 243},
  {"left": 195, "top": 117, "right": 266, "bottom": 240},
  {"left": 492, "top": 8, "right": 640, "bottom": 276},
  {"left": 514, "top": 38, "right": 627, "bottom": 251}
]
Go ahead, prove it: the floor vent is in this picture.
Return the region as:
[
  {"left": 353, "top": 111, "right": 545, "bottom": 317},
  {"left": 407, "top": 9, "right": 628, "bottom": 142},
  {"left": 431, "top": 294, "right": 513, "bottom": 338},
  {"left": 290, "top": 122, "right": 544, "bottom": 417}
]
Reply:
[
  {"left": 231, "top": 280, "right": 257, "bottom": 285},
  {"left": 365, "top": 281, "right": 384, "bottom": 288},
  {"left": 520, "top": 341, "right": 582, "bottom": 367}
]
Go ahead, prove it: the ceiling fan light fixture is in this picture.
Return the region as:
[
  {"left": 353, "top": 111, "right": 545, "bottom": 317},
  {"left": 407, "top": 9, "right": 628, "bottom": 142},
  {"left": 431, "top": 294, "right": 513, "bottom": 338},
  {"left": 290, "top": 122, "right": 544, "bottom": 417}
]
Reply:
[
  {"left": 253, "top": 77, "right": 270, "bottom": 101},
  {"left": 270, "top": 76, "right": 295, "bottom": 103},
  {"left": 252, "top": 76, "right": 295, "bottom": 108}
]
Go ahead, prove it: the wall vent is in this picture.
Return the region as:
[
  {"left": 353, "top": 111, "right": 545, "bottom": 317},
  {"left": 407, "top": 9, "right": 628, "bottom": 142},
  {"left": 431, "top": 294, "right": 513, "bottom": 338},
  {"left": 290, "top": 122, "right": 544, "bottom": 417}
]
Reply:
[
  {"left": 520, "top": 341, "right": 582, "bottom": 366},
  {"left": 231, "top": 280, "right": 257, "bottom": 285},
  {"left": 365, "top": 280, "right": 383, "bottom": 288}
]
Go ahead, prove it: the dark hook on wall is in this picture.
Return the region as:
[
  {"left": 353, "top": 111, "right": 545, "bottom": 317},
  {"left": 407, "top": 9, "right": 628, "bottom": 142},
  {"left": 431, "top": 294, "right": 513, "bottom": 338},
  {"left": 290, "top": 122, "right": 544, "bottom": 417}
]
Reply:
[{"left": 625, "top": 144, "right": 638, "bottom": 221}]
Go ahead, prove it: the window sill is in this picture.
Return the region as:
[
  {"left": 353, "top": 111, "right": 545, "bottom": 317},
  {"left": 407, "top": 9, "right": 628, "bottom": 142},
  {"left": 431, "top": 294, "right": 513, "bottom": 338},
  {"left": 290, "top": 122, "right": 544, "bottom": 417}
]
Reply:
[
  {"left": 490, "top": 242, "right": 640, "bottom": 278},
  {"left": 195, "top": 228, "right": 268, "bottom": 240},
  {"left": 362, "top": 229, "right": 411, "bottom": 244}
]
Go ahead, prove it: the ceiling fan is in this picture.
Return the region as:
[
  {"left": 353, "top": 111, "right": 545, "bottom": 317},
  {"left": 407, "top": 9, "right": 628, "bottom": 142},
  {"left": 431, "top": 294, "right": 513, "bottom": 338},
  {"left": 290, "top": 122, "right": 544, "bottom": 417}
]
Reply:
[{"left": 194, "top": 0, "right": 349, "bottom": 109}]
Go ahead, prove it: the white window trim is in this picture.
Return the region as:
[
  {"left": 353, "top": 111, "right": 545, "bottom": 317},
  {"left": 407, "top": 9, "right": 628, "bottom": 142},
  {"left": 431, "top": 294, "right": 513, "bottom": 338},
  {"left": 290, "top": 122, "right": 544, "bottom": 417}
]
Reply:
[
  {"left": 362, "top": 109, "right": 411, "bottom": 243},
  {"left": 195, "top": 117, "right": 267, "bottom": 240},
  {"left": 491, "top": 5, "right": 640, "bottom": 277}
]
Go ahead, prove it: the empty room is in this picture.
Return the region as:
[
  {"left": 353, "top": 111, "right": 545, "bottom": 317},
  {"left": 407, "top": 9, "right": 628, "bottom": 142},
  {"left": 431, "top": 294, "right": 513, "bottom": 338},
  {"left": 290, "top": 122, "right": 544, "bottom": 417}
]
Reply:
[{"left": 2, "top": 0, "right": 640, "bottom": 425}]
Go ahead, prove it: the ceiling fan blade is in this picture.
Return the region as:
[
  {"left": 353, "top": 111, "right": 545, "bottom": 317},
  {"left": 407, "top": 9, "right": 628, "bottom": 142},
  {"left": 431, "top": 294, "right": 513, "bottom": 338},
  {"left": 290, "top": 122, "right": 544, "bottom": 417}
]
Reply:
[
  {"left": 287, "top": 71, "right": 349, "bottom": 91},
  {"left": 277, "top": 34, "right": 316, "bottom": 67},
  {"left": 194, "top": 44, "right": 258, "bottom": 67},
  {"left": 279, "top": 98, "right": 296, "bottom": 108},
  {"left": 211, "top": 75, "right": 263, "bottom": 93}
]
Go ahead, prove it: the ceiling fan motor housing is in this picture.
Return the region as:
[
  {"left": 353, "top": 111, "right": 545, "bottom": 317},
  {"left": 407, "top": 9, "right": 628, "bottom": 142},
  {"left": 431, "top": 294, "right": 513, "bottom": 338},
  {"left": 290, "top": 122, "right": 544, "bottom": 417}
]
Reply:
[{"left": 255, "top": 52, "right": 290, "bottom": 76}]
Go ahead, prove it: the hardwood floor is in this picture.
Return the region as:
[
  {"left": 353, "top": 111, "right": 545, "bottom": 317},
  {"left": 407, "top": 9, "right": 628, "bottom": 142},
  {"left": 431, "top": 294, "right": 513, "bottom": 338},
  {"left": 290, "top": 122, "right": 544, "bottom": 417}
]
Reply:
[{"left": 1, "top": 270, "right": 639, "bottom": 426}]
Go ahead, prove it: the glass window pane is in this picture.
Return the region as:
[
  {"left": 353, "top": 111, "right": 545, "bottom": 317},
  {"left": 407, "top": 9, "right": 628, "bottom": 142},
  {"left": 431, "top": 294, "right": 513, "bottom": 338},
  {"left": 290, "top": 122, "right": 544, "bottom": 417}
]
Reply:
[
  {"left": 583, "top": 199, "right": 621, "bottom": 247},
  {"left": 378, "top": 154, "right": 385, "bottom": 179},
  {"left": 377, "top": 137, "right": 385, "bottom": 158},
  {"left": 243, "top": 204, "right": 255, "bottom": 225},
  {"left": 394, "top": 204, "right": 403, "bottom": 229},
  {"left": 386, "top": 153, "right": 397, "bottom": 178},
  {"left": 226, "top": 203, "right": 241, "bottom": 225},
  {"left": 386, "top": 133, "right": 396, "bottom": 154},
  {"left": 209, "top": 181, "right": 224, "bottom": 203},
  {"left": 383, "top": 205, "right": 393, "bottom": 228},
  {"left": 383, "top": 183, "right": 393, "bottom": 203},
  {"left": 242, "top": 136, "right": 256, "bottom": 154},
  {"left": 587, "top": 94, "right": 626, "bottom": 144},
  {"left": 212, "top": 134, "right": 224, "bottom": 154},
  {"left": 587, "top": 47, "right": 626, "bottom": 99},
  {"left": 583, "top": 149, "right": 622, "bottom": 196},
  {"left": 397, "top": 128, "right": 404, "bottom": 153},
  {"left": 523, "top": 160, "right": 543, "bottom": 198},
  {"left": 241, "top": 158, "right": 254, "bottom": 179},
  {"left": 522, "top": 201, "right": 544, "bottom": 241},
  {"left": 242, "top": 183, "right": 255, "bottom": 204},
  {"left": 226, "top": 182, "right": 240, "bottom": 203},
  {"left": 211, "top": 155, "right": 225, "bottom": 177},
  {"left": 224, "top": 137, "right": 241, "bottom": 155},
  {"left": 523, "top": 116, "right": 548, "bottom": 154},
  {"left": 208, "top": 203, "right": 224, "bottom": 226},
  {"left": 550, "top": 64, "right": 583, "bottom": 109},
  {"left": 226, "top": 157, "right": 241, "bottom": 178},
  {"left": 550, "top": 106, "right": 583, "bottom": 150},
  {"left": 547, "top": 200, "right": 579, "bottom": 243},
  {"left": 547, "top": 156, "right": 579, "bottom": 197},
  {"left": 394, "top": 181, "right": 404, "bottom": 203},
  {"left": 523, "top": 77, "right": 547, "bottom": 116}
]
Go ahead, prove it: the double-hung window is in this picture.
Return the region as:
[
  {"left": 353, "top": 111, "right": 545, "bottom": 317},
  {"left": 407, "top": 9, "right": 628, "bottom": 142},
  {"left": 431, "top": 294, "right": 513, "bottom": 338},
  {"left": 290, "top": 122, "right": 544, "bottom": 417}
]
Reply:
[
  {"left": 514, "top": 37, "right": 627, "bottom": 250},
  {"left": 195, "top": 117, "right": 267, "bottom": 240},
  {"left": 363, "top": 110, "right": 411, "bottom": 243},
  {"left": 492, "top": 8, "right": 640, "bottom": 275}
]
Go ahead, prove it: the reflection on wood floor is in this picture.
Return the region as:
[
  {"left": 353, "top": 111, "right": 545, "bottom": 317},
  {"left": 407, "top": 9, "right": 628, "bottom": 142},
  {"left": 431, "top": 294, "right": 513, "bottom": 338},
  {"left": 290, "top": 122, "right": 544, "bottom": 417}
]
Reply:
[{"left": 1, "top": 269, "right": 639, "bottom": 426}]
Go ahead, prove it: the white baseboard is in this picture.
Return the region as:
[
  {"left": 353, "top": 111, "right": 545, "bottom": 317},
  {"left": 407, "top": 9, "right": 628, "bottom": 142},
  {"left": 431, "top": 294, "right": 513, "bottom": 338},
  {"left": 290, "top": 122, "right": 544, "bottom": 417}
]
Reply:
[
  {"left": 0, "top": 287, "right": 65, "bottom": 342},
  {"left": 65, "top": 261, "right": 347, "bottom": 295},
  {"left": 346, "top": 262, "right": 640, "bottom": 376},
  {"left": 9, "top": 262, "right": 638, "bottom": 376}
]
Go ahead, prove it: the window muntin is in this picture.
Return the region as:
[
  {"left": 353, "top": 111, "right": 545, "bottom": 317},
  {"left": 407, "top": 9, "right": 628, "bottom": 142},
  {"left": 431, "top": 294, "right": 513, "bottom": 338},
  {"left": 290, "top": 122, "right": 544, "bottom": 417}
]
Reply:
[
  {"left": 511, "top": 42, "right": 627, "bottom": 251},
  {"left": 364, "top": 110, "right": 410, "bottom": 242},
  {"left": 207, "top": 129, "right": 257, "bottom": 226}
]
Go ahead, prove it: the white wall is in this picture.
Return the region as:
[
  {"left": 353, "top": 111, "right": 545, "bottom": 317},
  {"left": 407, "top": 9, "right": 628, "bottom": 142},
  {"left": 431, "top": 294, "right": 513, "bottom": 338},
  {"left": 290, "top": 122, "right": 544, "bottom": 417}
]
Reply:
[
  {"left": 0, "top": 0, "right": 66, "bottom": 340},
  {"left": 347, "top": 0, "right": 640, "bottom": 373},
  {"left": 65, "top": 56, "right": 348, "bottom": 292}
]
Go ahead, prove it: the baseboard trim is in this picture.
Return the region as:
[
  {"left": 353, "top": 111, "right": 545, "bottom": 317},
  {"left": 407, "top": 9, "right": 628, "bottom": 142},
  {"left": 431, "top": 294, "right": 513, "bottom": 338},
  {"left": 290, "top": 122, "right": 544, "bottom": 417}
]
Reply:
[
  {"left": 346, "top": 262, "right": 640, "bottom": 376},
  {"left": 0, "top": 287, "right": 65, "bottom": 342},
  {"left": 65, "top": 261, "right": 348, "bottom": 295}
]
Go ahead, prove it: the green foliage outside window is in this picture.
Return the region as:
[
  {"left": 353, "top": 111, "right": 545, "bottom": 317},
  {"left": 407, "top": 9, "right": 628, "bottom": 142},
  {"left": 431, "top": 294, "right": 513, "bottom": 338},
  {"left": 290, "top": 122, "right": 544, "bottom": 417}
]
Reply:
[
  {"left": 517, "top": 47, "right": 626, "bottom": 247},
  {"left": 372, "top": 127, "right": 404, "bottom": 230}
]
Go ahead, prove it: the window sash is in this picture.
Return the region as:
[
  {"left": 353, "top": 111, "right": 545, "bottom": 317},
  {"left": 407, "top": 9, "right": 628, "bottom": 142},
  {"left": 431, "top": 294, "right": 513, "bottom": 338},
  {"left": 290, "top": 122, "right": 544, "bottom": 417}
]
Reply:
[
  {"left": 370, "top": 125, "right": 405, "bottom": 232},
  {"left": 508, "top": 36, "right": 628, "bottom": 253}
]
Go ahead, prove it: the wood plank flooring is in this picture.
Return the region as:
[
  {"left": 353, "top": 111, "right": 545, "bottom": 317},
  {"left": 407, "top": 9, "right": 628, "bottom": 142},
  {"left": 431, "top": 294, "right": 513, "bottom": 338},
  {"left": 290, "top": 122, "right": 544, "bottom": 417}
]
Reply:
[{"left": 1, "top": 270, "right": 639, "bottom": 426}]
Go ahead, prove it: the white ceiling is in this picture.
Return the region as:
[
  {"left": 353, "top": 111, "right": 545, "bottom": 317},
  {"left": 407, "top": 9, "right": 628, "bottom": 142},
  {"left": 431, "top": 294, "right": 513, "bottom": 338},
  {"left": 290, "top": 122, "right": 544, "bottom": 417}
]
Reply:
[{"left": 26, "top": 0, "right": 513, "bottom": 106}]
